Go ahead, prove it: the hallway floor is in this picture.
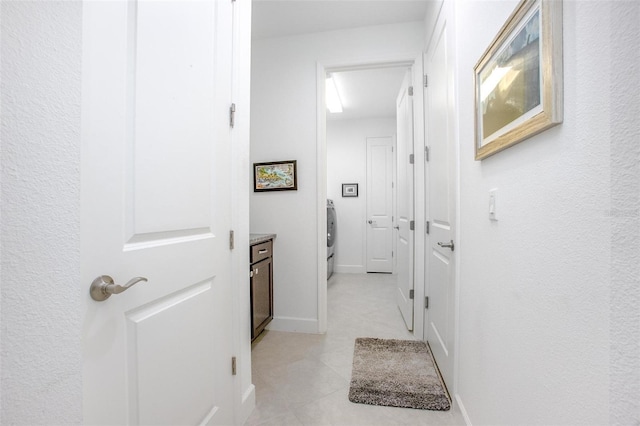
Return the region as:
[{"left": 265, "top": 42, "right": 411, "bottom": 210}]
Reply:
[{"left": 244, "top": 273, "right": 465, "bottom": 426}]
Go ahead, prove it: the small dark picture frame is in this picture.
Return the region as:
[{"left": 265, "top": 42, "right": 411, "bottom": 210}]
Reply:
[{"left": 342, "top": 183, "right": 358, "bottom": 197}]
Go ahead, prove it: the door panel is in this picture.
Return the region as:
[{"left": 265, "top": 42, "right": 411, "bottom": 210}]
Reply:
[
  {"left": 81, "top": 1, "right": 235, "bottom": 424},
  {"left": 425, "top": 9, "right": 456, "bottom": 391},
  {"left": 366, "top": 137, "right": 394, "bottom": 273},
  {"left": 131, "top": 0, "right": 215, "bottom": 236},
  {"left": 127, "top": 281, "right": 218, "bottom": 425},
  {"left": 396, "top": 69, "right": 414, "bottom": 331}
]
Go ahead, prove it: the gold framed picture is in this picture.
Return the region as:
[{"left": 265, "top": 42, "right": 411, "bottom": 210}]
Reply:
[{"left": 474, "top": 0, "right": 563, "bottom": 160}]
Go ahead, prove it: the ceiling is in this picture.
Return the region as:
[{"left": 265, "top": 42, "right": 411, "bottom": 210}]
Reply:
[
  {"left": 252, "top": 0, "right": 429, "bottom": 121},
  {"left": 328, "top": 66, "right": 410, "bottom": 121},
  {"left": 252, "top": 0, "right": 430, "bottom": 40}
]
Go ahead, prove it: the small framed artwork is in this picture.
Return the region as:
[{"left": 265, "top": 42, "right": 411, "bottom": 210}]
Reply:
[
  {"left": 254, "top": 160, "right": 298, "bottom": 192},
  {"left": 474, "top": 0, "right": 563, "bottom": 160},
  {"left": 342, "top": 183, "right": 358, "bottom": 197}
]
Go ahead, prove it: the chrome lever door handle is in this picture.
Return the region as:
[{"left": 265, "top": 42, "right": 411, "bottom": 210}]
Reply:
[
  {"left": 437, "top": 240, "right": 455, "bottom": 251},
  {"left": 90, "top": 275, "right": 148, "bottom": 301}
]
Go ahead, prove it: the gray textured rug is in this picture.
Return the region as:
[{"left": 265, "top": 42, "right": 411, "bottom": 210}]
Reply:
[{"left": 348, "top": 337, "right": 451, "bottom": 411}]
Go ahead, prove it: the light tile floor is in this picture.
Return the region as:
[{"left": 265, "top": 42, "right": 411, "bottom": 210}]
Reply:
[{"left": 244, "top": 273, "right": 466, "bottom": 426}]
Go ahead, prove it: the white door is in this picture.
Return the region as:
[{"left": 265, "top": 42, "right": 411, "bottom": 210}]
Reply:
[
  {"left": 81, "top": 1, "right": 236, "bottom": 424},
  {"left": 424, "top": 9, "right": 456, "bottom": 390},
  {"left": 396, "top": 69, "right": 414, "bottom": 331},
  {"left": 366, "top": 136, "right": 394, "bottom": 273}
]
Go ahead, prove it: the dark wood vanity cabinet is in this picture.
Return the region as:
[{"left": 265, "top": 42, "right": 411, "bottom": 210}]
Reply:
[{"left": 250, "top": 239, "right": 273, "bottom": 341}]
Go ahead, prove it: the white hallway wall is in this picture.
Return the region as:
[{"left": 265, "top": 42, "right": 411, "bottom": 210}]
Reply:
[
  {"left": 327, "top": 118, "right": 396, "bottom": 274},
  {"left": 451, "top": 0, "right": 639, "bottom": 424},
  {"left": 250, "top": 22, "right": 424, "bottom": 332},
  {"left": 1, "top": 2, "right": 83, "bottom": 423}
]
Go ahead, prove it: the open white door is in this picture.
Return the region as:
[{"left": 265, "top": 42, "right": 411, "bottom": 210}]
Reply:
[
  {"left": 366, "top": 136, "right": 394, "bottom": 273},
  {"left": 424, "top": 9, "right": 456, "bottom": 391},
  {"left": 81, "top": 1, "right": 236, "bottom": 424},
  {"left": 396, "top": 69, "right": 414, "bottom": 331}
]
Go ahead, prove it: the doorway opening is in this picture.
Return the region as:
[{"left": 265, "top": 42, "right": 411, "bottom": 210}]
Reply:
[
  {"left": 317, "top": 57, "right": 425, "bottom": 336},
  {"left": 325, "top": 66, "right": 406, "bottom": 275}
]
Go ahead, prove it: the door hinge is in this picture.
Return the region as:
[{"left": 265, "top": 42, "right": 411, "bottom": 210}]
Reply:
[
  {"left": 426, "top": 221, "right": 430, "bottom": 235},
  {"left": 410, "top": 220, "right": 415, "bottom": 231},
  {"left": 229, "top": 103, "right": 236, "bottom": 128},
  {"left": 425, "top": 146, "right": 430, "bottom": 162},
  {"left": 425, "top": 296, "right": 429, "bottom": 309},
  {"left": 392, "top": 251, "right": 394, "bottom": 258},
  {"left": 409, "top": 289, "right": 414, "bottom": 300},
  {"left": 408, "top": 86, "right": 414, "bottom": 96},
  {"left": 409, "top": 154, "right": 414, "bottom": 164},
  {"left": 229, "top": 230, "right": 235, "bottom": 250},
  {"left": 424, "top": 74, "right": 428, "bottom": 87},
  {"left": 231, "top": 356, "right": 237, "bottom": 375}
]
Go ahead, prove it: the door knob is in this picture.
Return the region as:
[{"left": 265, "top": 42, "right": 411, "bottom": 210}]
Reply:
[
  {"left": 368, "top": 220, "right": 373, "bottom": 224},
  {"left": 90, "top": 275, "right": 148, "bottom": 301},
  {"left": 394, "top": 226, "right": 400, "bottom": 230},
  {"left": 437, "top": 240, "right": 455, "bottom": 251}
]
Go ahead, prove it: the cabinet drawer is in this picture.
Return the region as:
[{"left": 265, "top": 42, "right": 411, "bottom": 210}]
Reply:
[{"left": 251, "top": 240, "right": 272, "bottom": 263}]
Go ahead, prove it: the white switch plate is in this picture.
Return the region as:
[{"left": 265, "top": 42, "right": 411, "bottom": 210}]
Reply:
[{"left": 489, "top": 189, "right": 498, "bottom": 221}]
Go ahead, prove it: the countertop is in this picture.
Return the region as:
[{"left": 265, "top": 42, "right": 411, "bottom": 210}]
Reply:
[{"left": 250, "top": 233, "right": 277, "bottom": 245}]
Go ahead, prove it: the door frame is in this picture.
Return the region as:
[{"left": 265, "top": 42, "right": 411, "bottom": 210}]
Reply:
[
  {"left": 230, "top": 0, "right": 255, "bottom": 422},
  {"left": 316, "top": 54, "right": 426, "bottom": 336}
]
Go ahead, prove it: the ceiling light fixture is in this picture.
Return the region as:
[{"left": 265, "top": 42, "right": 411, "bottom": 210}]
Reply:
[{"left": 325, "top": 75, "right": 343, "bottom": 113}]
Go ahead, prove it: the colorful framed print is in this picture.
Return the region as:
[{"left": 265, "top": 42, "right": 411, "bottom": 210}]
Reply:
[{"left": 254, "top": 160, "right": 298, "bottom": 192}]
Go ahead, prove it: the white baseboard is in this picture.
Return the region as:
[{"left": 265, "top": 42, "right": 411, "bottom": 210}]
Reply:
[
  {"left": 334, "top": 264, "right": 365, "bottom": 274},
  {"left": 267, "top": 316, "right": 320, "bottom": 333},
  {"left": 455, "top": 393, "right": 472, "bottom": 426},
  {"left": 237, "top": 384, "right": 255, "bottom": 425}
]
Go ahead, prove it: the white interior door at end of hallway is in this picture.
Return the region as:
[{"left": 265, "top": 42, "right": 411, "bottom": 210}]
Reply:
[
  {"left": 81, "top": 1, "right": 236, "bottom": 425},
  {"left": 396, "top": 69, "right": 414, "bottom": 331},
  {"left": 366, "top": 136, "right": 394, "bottom": 273},
  {"left": 424, "top": 11, "right": 456, "bottom": 392}
]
